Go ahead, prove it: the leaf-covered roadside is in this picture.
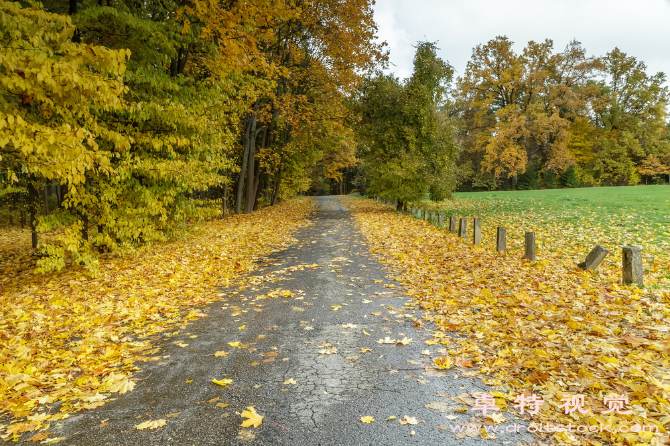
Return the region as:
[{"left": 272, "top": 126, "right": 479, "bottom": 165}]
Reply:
[
  {"left": 345, "top": 197, "right": 670, "bottom": 445},
  {"left": 0, "top": 198, "right": 313, "bottom": 441}
]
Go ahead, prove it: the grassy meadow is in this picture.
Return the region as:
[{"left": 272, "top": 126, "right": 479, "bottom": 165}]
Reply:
[{"left": 417, "top": 185, "right": 670, "bottom": 291}]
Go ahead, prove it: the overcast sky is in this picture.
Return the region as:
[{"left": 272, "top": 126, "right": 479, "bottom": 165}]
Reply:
[{"left": 372, "top": 0, "right": 670, "bottom": 84}]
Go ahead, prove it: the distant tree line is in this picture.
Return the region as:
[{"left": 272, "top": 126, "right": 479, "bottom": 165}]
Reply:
[{"left": 353, "top": 37, "right": 669, "bottom": 201}]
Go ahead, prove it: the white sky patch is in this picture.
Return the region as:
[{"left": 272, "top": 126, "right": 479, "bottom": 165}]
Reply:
[{"left": 373, "top": 0, "right": 670, "bottom": 85}]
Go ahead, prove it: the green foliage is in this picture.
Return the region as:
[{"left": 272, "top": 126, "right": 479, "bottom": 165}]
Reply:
[
  {"left": 518, "top": 163, "right": 539, "bottom": 190},
  {"left": 542, "top": 169, "right": 559, "bottom": 189},
  {"left": 560, "top": 166, "right": 580, "bottom": 188},
  {"left": 355, "top": 42, "right": 459, "bottom": 205}
]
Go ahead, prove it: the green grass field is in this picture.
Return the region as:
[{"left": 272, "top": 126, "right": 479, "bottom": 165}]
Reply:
[{"left": 418, "top": 185, "right": 670, "bottom": 290}]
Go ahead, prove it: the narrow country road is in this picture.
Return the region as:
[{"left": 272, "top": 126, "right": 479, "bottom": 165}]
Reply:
[{"left": 54, "top": 197, "right": 530, "bottom": 445}]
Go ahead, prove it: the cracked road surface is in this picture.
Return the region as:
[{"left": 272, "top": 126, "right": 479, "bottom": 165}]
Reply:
[{"left": 55, "top": 197, "right": 531, "bottom": 445}]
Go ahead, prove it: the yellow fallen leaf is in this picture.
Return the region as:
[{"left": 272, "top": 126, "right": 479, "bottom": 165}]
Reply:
[
  {"left": 238, "top": 325, "right": 246, "bottom": 330},
  {"left": 228, "top": 342, "right": 241, "bottom": 347},
  {"left": 212, "top": 378, "right": 233, "bottom": 387},
  {"left": 41, "top": 437, "right": 66, "bottom": 444},
  {"left": 214, "top": 351, "right": 229, "bottom": 357},
  {"left": 360, "top": 416, "right": 375, "bottom": 423},
  {"left": 396, "top": 337, "right": 413, "bottom": 345},
  {"left": 135, "top": 419, "right": 167, "bottom": 430},
  {"left": 434, "top": 356, "right": 454, "bottom": 369},
  {"left": 283, "top": 378, "right": 297, "bottom": 385},
  {"left": 399, "top": 415, "right": 419, "bottom": 425},
  {"left": 240, "top": 406, "right": 263, "bottom": 428},
  {"left": 178, "top": 343, "right": 189, "bottom": 348},
  {"left": 107, "top": 375, "right": 136, "bottom": 394}
]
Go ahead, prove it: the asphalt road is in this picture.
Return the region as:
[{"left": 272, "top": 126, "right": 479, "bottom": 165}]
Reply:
[{"left": 53, "top": 197, "right": 534, "bottom": 445}]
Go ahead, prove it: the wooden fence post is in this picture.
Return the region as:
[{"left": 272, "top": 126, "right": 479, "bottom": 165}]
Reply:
[
  {"left": 496, "top": 227, "right": 506, "bottom": 253},
  {"left": 473, "top": 218, "right": 481, "bottom": 245},
  {"left": 580, "top": 245, "right": 609, "bottom": 271},
  {"left": 622, "top": 246, "right": 643, "bottom": 286},
  {"left": 524, "top": 232, "right": 536, "bottom": 261},
  {"left": 438, "top": 213, "right": 444, "bottom": 228},
  {"left": 458, "top": 218, "right": 467, "bottom": 238},
  {"left": 449, "top": 216, "right": 457, "bottom": 232}
]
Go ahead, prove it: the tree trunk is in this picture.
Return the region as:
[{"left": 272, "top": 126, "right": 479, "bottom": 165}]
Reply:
[
  {"left": 222, "top": 179, "right": 228, "bottom": 216},
  {"left": 69, "top": 0, "right": 77, "bottom": 15},
  {"left": 244, "top": 117, "right": 259, "bottom": 214},
  {"left": 271, "top": 154, "right": 284, "bottom": 206},
  {"left": 235, "top": 118, "right": 252, "bottom": 214},
  {"left": 81, "top": 213, "right": 89, "bottom": 241},
  {"left": 27, "top": 181, "right": 38, "bottom": 249},
  {"left": 253, "top": 172, "right": 265, "bottom": 211},
  {"left": 396, "top": 200, "right": 404, "bottom": 212},
  {"left": 251, "top": 126, "right": 267, "bottom": 211},
  {"left": 43, "top": 184, "right": 49, "bottom": 215}
]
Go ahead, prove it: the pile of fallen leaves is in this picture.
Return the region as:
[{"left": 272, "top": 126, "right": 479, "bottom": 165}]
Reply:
[
  {"left": 345, "top": 197, "right": 670, "bottom": 446},
  {"left": 0, "top": 198, "right": 313, "bottom": 441}
]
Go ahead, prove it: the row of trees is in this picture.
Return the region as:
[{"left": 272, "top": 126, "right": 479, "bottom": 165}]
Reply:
[
  {"left": 457, "top": 37, "right": 670, "bottom": 190},
  {"left": 0, "top": 0, "right": 384, "bottom": 272},
  {"left": 353, "top": 37, "right": 669, "bottom": 203}
]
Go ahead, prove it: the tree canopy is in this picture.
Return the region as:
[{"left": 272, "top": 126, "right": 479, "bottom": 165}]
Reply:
[{"left": 1, "top": 0, "right": 385, "bottom": 273}]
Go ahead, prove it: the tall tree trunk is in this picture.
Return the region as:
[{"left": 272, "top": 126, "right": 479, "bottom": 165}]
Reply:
[
  {"left": 235, "top": 118, "right": 253, "bottom": 214},
  {"left": 251, "top": 126, "right": 267, "bottom": 211},
  {"left": 222, "top": 179, "right": 228, "bottom": 216},
  {"left": 81, "top": 213, "right": 89, "bottom": 242},
  {"left": 27, "top": 180, "right": 38, "bottom": 249},
  {"left": 43, "top": 184, "right": 49, "bottom": 215},
  {"left": 271, "top": 127, "right": 290, "bottom": 206},
  {"left": 244, "top": 117, "right": 259, "bottom": 214},
  {"left": 271, "top": 154, "right": 284, "bottom": 206},
  {"left": 251, "top": 162, "right": 261, "bottom": 210}
]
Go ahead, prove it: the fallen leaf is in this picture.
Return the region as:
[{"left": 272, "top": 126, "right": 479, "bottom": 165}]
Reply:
[
  {"left": 236, "top": 429, "right": 255, "bottom": 441},
  {"left": 25, "top": 432, "right": 49, "bottom": 442},
  {"left": 396, "top": 337, "right": 413, "bottom": 345},
  {"left": 400, "top": 415, "right": 419, "bottom": 425},
  {"left": 240, "top": 407, "right": 263, "bottom": 428},
  {"left": 318, "top": 347, "right": 337, "bottom": 355},
  {"left": 360, "top": 416, "right": 375, "bottom": 423},
  {"left": 214, "top": 351, "right": 229, "bottom": 357},
  {"left": 212, "top": 378, "right": 233, "bottom": 387},
  {"left": 135, "top": 419, "right": 167, "bottom": 430},
  {"left": 434, "top": 356, "right": 454, "bottom": 370},
  {"left": 283, "top": 378, "right": 297, "bottom": 385},
  {"left": 425, "top": 402, "right": 452, "bottom": 413}
]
